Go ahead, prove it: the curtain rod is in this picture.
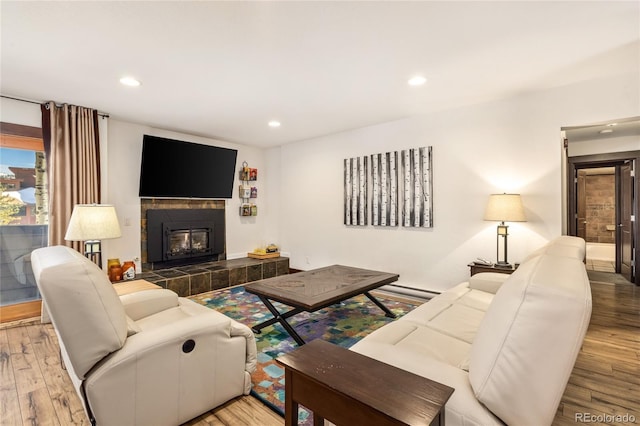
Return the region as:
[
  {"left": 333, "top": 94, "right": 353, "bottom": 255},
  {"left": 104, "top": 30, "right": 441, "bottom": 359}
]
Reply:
[{"left": 1, "top": 95, "right": 110, "bottom": 118}]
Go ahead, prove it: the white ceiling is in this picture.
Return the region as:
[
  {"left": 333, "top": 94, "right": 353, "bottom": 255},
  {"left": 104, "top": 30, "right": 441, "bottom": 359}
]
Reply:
[
  {"left": 1, "top": 1, "right": 639, "bottom": 148},
  {"left": 564, "top": 117, "right": 640, "bottom": 143}
]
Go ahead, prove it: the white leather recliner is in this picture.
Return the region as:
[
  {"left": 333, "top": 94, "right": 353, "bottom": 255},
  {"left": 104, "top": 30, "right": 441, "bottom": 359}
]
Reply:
[{"left": 31, "top": 245, "right": 257, "bottom": 426}]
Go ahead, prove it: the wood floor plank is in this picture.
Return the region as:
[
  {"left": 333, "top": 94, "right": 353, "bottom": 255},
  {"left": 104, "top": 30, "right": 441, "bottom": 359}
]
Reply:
[
  {"left": 573, "top": 353, "right": 613, "bottom": 376},
  {"left": 553, "top": 281, "right": 639, "bottom": 426},
  {"left": 26, "top": 325, "right": 89, "bottom": 425},
  {"left": 0, "top": 329, "right": 22, "bottom": 426},
  {"left": 6, "top": 327, "right": 60, "bottom": 426}
]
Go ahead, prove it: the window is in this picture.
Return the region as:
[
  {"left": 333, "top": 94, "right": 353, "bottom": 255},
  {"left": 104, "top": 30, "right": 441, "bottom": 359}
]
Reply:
[{"left": 0, "top": 122, "right": 48, "bottom": 309}]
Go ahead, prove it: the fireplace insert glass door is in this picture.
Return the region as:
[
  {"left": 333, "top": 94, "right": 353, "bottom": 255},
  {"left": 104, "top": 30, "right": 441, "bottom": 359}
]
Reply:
[{"left": 164, "top": 224, "right": 213, "bottom": 260}]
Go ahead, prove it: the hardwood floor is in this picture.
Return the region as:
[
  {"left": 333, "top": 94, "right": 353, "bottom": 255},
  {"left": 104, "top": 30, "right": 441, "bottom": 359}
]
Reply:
[
  {"left": 553, "top": 280, "right": 640, "bottom": 425},
  {"left": 1, "top": 280, "right": 637, "bottom": 425}
]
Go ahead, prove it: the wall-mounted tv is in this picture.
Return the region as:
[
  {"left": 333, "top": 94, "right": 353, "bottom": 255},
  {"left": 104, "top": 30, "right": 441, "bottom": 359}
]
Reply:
[{"left": 139, "top": 135, "right": 238, "bottom": 199}]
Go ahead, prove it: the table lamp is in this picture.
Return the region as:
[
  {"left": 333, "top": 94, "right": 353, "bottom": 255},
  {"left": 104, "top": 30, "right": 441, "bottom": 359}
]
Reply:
[
  {"left": 65, "top": 204, "right": 122, "bottom": 267},
  {"left": 483, "top": 193, "right": 526, "bottom": 266}
]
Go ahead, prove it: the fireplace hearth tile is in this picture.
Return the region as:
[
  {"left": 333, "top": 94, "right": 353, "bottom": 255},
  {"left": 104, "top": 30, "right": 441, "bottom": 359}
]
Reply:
[
  {"left": 195, "top": 261, "right": 221, "bottom": 269},
  {"left": 154, "top": 269, "right": 189, "bottom": 279},
  {"left": 153, "top": 280, "right": 167, "bottom": 289},
  {"left": 167, "top": 276, "right": 190, "bottom": 297},
  {"left": 247, "top": 264, "right": 263, "bottom": 282},
  {"left": 176, "top": 266, "right": 211, "bottom": 274},
  {"left": 204, "top": 264, "right": 227, "bottom": 272},
  {"left": 276, "top": 259, "right": 290, "bottom": 276},
  {"left": 229, "top": 267, "right": 247, "bottom": 286},
  {"left": 211, "top": 269, "right": 230, "bottom": 290},
  {"left": 135, "top": 271, "right": 165, "bottom": 281},
  {"left": 263, "top": 261, "right": 277, "bottom": 279},
  {"left": 190, "top": 272, "right": 211, "bottom": 295},
  {"left": 223, "top": 258, "right": 262, "bottom": 268}
]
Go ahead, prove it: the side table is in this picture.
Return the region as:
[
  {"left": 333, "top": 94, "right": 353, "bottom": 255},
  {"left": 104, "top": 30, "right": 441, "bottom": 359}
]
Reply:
[
  {"left": 113, "top": 279, "right": 162, "bottom": 296},
  {"left": 468, "top": 263, "right": 517, "bottom": 276},
  {"left": 276, "top": 339, "right": 454, "bottom": 426}
]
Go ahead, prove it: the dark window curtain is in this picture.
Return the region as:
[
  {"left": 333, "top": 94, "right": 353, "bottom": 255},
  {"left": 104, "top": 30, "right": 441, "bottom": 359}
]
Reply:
[{"left": 41, "top": 101, "right": 101, "bottom": 249}]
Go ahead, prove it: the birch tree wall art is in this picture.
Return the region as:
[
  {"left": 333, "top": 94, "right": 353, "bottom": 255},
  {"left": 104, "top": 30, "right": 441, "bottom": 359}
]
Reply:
[
  {"left": 401, "top": 147, "right": 433, "bottom": 228},
  {"left": 371, "top": 151, "right": 398, "bottom": 226},
  {"left": 344, "top": 156, "right": 368, "bottom": 226}
]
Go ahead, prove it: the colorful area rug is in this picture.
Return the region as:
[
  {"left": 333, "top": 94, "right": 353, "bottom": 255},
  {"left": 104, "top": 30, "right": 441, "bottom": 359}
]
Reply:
[{"left": 190, "top": 286, "right": 419, "bottom": 423}]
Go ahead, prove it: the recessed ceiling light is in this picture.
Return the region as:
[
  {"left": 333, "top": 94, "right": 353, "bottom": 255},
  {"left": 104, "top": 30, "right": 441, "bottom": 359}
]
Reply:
[
  {"left": 120, "top": 76, "right": 141, "bottom": 87},
  {"left": 268, "top": 121, "right": 281, "bottom": 128},
  {"left": 408, "top": 76, "right": 427, "bottom": 86},
  {"left": 599, "top": 129, "right": 613, "bottom": 134},
  {"left": 606, "top": 123, "right": 618, "bottom": 127}
]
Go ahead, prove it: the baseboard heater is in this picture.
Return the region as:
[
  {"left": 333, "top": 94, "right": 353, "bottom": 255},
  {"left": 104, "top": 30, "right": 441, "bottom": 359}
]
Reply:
[{"left": 380, "top": 284, "right": 441, "bottom": 301}]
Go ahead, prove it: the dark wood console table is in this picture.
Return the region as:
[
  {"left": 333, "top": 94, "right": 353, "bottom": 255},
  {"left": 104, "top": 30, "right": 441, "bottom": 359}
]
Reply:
[
  {"left": 276, "top": 339, "right": 454, "bottom": 426},
  {"left": 468, "top": 262, "right": 517, "bottom": 276}
]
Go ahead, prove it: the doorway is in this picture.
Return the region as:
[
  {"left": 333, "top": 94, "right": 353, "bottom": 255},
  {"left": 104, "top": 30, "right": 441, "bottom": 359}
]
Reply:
[
  {"left": 576, "top": 167, "right": 616, "bottom": 273},
  {"left": 567, "top": 153, "right": 638, "bottom": 284}
]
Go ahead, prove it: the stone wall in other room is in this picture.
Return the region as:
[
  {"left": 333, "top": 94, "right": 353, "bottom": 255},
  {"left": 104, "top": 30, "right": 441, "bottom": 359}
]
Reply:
[{"left": 585, "top": 173, "right": 615, "bottom": 244}]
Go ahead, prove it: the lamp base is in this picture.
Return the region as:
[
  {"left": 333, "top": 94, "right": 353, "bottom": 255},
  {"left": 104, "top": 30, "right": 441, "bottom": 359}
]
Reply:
[{"left": 84, "top": 240, "right": 103, "bottom": 268}]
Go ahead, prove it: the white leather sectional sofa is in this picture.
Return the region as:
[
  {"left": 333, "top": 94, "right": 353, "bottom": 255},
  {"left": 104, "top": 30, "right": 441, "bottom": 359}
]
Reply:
[
  {"left": 351, "top": 236, "right": 592, "bottom": 425},
  {"left": 31, "top": 245, "right": 257, "bottom": 426}
]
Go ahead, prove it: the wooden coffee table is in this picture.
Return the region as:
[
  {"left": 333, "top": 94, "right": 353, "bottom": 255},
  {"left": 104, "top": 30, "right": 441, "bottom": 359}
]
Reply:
[
  {"left": 245, "top": 265, "right": 399, "bottom": 345},
  {"left": 276, "top": 339, "right": 454, "bottom": 426}
]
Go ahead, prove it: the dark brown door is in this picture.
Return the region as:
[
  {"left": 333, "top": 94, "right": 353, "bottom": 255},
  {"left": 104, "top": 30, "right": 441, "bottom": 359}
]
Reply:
[
  {"left": 620, "top": 161, "right": 634, "bottom": 282},
  {"left": 576, "top": 170, "right": 587, "bottom": 239}
]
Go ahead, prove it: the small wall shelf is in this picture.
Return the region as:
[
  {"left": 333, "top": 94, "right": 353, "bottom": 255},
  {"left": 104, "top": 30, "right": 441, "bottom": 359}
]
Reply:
[{"left": 239, "top": 161, "right": 258, "bottom": 216}]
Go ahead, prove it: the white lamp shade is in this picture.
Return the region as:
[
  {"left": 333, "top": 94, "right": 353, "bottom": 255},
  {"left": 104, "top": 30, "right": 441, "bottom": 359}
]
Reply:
[
  {"left": 64, "top": 204, "right": 122, "bottom": 241},
  {"left": 483, "top": 194, "right": 527, "bottom": 222}
]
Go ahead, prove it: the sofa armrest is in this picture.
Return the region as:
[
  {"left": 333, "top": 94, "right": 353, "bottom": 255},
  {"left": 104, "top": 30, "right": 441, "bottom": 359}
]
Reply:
[
  {"left": 230, "top": 320, "right": 257, "bottom": 373},
  {"left": 468, "top": 272, "right": 510, "bottom": 294},
  {"left": 119, "top": 289, "right": 179, "bottom": 320},
  {"left": 85, "top": 311, "right": 255, "bottom": 425}
]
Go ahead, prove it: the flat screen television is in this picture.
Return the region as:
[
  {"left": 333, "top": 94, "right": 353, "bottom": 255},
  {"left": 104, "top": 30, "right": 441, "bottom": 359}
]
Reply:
[{"left": 139, "top": 135, "right": 238, "bottom": 199}]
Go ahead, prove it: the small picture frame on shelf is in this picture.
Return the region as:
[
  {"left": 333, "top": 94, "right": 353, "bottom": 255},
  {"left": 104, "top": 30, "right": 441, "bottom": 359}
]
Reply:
[
  {"left": 251, "top": 204, "right": 258, "bottom": 216},
  {"left": 239, "top": 185, "right": 251, "bottom": 198},
  {"left": 240, "top": 204, "right": 252, "bottom": 216},
  {"left": 249, "top": 168, "right": 258, "bottom": 181},
  {"left": 239, "top": 169, "right": 250, "bottom": 181},
  {"left": 250, "top": 187, "right": 258, "bottom": 198}
]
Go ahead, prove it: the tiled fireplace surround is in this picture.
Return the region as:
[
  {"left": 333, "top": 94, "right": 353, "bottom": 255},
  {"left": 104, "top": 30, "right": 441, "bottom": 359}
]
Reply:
[{"left": 137, "top": 199, "right": 289, "bottom": 297}]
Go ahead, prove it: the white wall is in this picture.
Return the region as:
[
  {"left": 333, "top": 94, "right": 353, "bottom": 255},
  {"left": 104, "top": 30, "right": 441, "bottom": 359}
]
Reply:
[
  {"left": 568, "top": 133, "right": 639, "bottom": 157},
  {"left": 0, "top": 97, "right": 41, "bottom": 127},
  {"left": 102, "top": 119, "right": 268, "bottom": 264},
  {"left": 267, "top": 72, "right": 640, "bottom": 292}
]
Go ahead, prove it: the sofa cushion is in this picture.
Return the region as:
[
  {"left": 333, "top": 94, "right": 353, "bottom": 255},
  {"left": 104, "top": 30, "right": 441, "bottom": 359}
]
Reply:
[
  {"left": 468, "top": 253, "right": 591, "bottom": 426},
  {"left": 468, "top": 272, "right": 510, "bottom": 294},
  {"left": 351, "top": 321, "right": 471, "bottom": 368},
  {"left": 31, "top": 246, "right": 128, "bottom": 379}
]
